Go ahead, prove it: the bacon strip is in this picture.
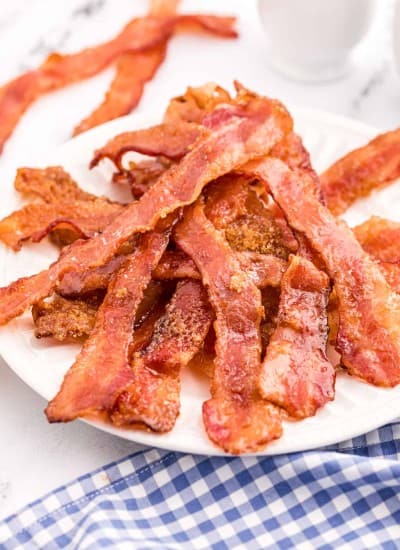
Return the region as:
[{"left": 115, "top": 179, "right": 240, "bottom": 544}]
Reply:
[
  {"left": 0, "top": 94, "right": 292, "bottom": 325},
  {"left": 91, "top": 122, "right": 202, "bottom": 169},
  {"left": 259, "top": 255, "right": 335, "bottom": 418},
  {"left": 0, "top": 14, "right": 236, "bottom": 152},
  {"left": 0, "top": 199, "right": 124, "bottom": 250},
  {"left": 73, "top": 45, "right": 167, "bottom": 136},
  {"left": 111, "top": 279, "right": 213, "bottom": 431},
  {"left": 246, "top": 158, "right": 400, "bottom": 387},
  {"left": 14, "top": 166, "right": 94, "bottom": 203},
  {"left": 45, "top": 228, "right": 170, "bottom": 422},
  {"left": 320, "top": 128, "right": 400, "bottom": 215},
  {"left": 175, "top": 202, "right": 282, "bottom": 454}
]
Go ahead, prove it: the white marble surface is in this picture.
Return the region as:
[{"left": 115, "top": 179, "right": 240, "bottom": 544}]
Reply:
[{"left": 0, "top": 0, "right": 399, "bottom": 521}]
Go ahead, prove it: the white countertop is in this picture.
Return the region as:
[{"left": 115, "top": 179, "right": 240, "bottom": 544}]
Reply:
[{"left": 0, "top": 0, "right": 399, "bottom": 521}]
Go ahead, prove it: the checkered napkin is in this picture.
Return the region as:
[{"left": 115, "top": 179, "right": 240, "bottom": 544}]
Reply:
[{"left": 1, "top": 423, "right": 400, "bottom": 550}]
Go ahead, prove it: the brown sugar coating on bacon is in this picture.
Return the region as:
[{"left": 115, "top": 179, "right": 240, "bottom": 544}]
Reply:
[
  {"left": 0, "top": 93, "right": 292, "bottom": 325},
  {"left": 175, "top": 202, "right": 282, "bottom": 454},
  {"left": 111, "top": 279, "right": 213, "bottom": 432},
  {"left": 32, "top": 293, "right": 102, "bottom": 342},
  {"left": 0, "top": 199, "right": 124, "bottom": 250},
  {"left": 246, "top": 157, "right": 400, "bottom": 387},
  {"left": 73, "top": 45, "right": 167, "bottom": 136},
  {"left": 14, "top": 166, "right": 95, "bottom": 203},
  {"left": 320, "top": 128, "right": 400, "bottom": 215},
  {"left": 259, "top": 255, "right": 335, "bottom": 418},
  {"left": 45, "top": 229, "right": 170, "bottom": 423}
]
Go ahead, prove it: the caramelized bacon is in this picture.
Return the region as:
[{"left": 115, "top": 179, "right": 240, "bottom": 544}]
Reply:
[
  {"left": 91, "top": 122, "right": 202, "bottom": 169},
  {"left": 14, "top": 166, "right": 94, "bottom": 203},
  {"left": 0, "top": 93, "right": 292, "bottom": 325},
  {"left": 32, "top": 293, "right": 101, "bottom": 342},
  {"left": 73, "top": 45, "right": 167, "bottom": 135},
  {"left": 111, "top": 279, "right": 213, "bottom": 431},
  {"left": 0, "top": 199, "right": 123, "bottom": 250},
  {"left": 45, "top": 229, "right": 170, "bottom": 422},
  {"left": 112, "top": 159, "right": 170, "bottom": 199},
  {"left": 320, "top": 128, "right": 400, "bottom": 215},
  {"left": 260, "top": 255, "right": 335, "bottom": 418},
  {"left": 246, "top": 158, "right": 400, "bottom": 387},
  {"left": 91, "top": 83, "right": 234, "bottom": 169},
  {"left": 175, "top": 202, "right": 282, "bottom": 454},
  {"left": 163, "top": 83, "right": 231, "bottom": 125},
  {"left": 353, "top": 216, "right": 400, "bottom": 263},
  {"left": 0, "top": 14, "right": 236, "bottom": 152}
]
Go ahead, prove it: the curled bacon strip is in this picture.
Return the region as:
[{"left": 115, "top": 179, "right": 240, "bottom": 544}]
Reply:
[
  {"left": 246, "top": 158, "right": 400, "bottom": 387},
  {"left": 175, "top": 202, "right": 282, "bottom": 454},
  {"left": 259, "top": 255, "right": 335, "bottom": 418},
  {"left": 73, "top": 45, "right": 167, "bottom": 136},
  {"left": 91, "top": 122, "right": 201, "bottom": 169},
  {"left": 45, "top": 228, "right": 170, "bottom": 422},
  {"left": 0, "top": 199, "right": 123, "bottom": 250},
  {"left": 320, "top": 128, "right": 400, "bottom": 215},
  {"left": 111, "top": 279, "right": 213, "bottom": 431},
  {"left": 0, "top": 14, "right": 236, "bottom": 152},
  {"left": 0, "top": 94, "right": 292, "bottom": 325}
]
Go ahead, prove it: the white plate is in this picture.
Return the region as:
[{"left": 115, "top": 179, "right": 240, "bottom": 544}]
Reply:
[{"left": 0, "top": 107, "right": 399, "bottom": 456}]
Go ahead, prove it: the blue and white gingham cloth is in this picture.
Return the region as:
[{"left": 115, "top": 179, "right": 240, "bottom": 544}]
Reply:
[{"left": 1, "top": 422, "right": 400, "bottom": 549}]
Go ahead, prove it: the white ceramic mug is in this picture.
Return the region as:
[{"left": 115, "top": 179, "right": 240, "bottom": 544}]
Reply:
[{"left": 258, "top": 0, "right": 377, "bottom": 82}]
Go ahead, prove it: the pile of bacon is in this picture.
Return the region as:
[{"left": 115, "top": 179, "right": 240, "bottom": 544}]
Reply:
[
  {"left": 0, "top": 0, "right": 237, "bottom": 153},
  {"left": 1, "top": 82, "right": 400, "bottom": 455}
]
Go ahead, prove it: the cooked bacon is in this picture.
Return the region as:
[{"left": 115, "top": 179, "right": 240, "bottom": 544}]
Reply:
[
  {"left": 149, "top": 0, "right": 181, "bottom": 16},
  {"left": 154, "top": 248, "right": 200, "bottom": 280},
  {"left": 91, "top": 122, "right": 202, "bottom": 169},
  {"left": 259, "top": 255, "right": 335, "bottom": 418},
  {"left": 0, "top": 14, "right": 236, "bottom": 152},
  {"left": 246, "top": 157, "right": 400, "bottom": 387},
  {"left": 112, "top": 158, "right": 171, "bottom": 198},
  {"left": 32, "top": 293, "right": 102, "bottom": 342},
  {"left": 0, "top": 199, "right": 123, "bottom": 250},
  {"left": 45, "top": 228, "right": 170, "bottom": 422},
  {"left": 320, "top": 128, "right": 400, "bottom": 215},
  {"left": 73, "top": 45, "right": 167, "bottom": 135},
  {"left": 175, "top": 202, "right": 282, "bottom": 454},
  {"left": 163, "top": 83, "right": 231, "bottom": 125},
  {"left": 111, "top": 279, "right": 213, "bottom": 431},
  {"left": 188, "top": 326, "right": 216, "bottom": 380},
  {"left": 0, "top": 93, "right": 292, "bottom": 325},
  {"left": 91, "top": 83, "right": 233, "bottom": 169},
  {"left": 14, "top": 166, "right": 95, "bottom": 203},
  {"left": 353, "top": 216, "right": 400, "bottom": 263},
  {"left": 205, "top": 174, "right": 297, "bottom": 259}
]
